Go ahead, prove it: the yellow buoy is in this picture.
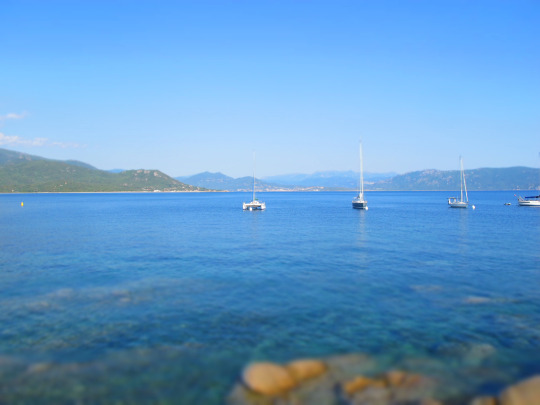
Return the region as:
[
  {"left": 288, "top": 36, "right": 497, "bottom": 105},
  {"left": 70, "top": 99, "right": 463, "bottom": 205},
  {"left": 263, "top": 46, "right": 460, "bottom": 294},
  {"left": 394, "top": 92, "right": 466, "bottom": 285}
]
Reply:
[{"left": 21, "top": 202, "right": 24, "bottom": 207}]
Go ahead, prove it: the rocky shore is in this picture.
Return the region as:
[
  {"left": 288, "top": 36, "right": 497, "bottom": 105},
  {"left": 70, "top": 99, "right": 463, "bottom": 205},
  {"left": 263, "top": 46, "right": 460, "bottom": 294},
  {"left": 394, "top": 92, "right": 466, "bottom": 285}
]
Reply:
[{"left": 228, "top": 353, "right": 540, "bottom": 405}]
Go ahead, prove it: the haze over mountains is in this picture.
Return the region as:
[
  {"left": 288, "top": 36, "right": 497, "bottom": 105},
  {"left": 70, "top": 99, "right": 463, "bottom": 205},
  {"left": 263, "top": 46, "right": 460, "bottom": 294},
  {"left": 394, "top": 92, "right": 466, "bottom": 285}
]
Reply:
[
  {"left": 0, "top": 148, "right": 539, "bottom": 192},
  {"left": 263, "top": 171, "right": 398, "bottom": 189},
  {"left": 178, "top": 168, "right": 540, "bottom": 192},
  {"left": 175, "top": 172, "right": 328, "bottom": 191},
  {"left": 176, "top": 171, "right": 398, "bottom": 191},
  {"left": 374, "top": 167, "right": 539, "bottom": 191}
]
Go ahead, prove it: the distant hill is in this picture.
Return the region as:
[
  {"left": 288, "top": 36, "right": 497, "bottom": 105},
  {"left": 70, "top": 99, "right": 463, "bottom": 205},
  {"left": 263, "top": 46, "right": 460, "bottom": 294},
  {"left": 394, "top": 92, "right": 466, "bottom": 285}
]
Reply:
[
  {"left": 179, "top": 167, "right": 539, "bottom": 191},
  {"left": 176, "top": 172, "right": 323, "bottom": 191},
  {"left": 176, "top": 172, "right": 239, "bottom": 190},
  {"left": 0, "top": 148, "right": 206, "bottom": 192},
  {"left": 3, "top": 148, "right": 537, "bottom": 192},
  {"left": 372, "top": 167, "right": 540, "bottom": 191},
  {"left": 0, "top": 148, "right": 97, "bottom": 170},
  {"left": 263, "top": 170, "right": 397, "bottom": 189}
]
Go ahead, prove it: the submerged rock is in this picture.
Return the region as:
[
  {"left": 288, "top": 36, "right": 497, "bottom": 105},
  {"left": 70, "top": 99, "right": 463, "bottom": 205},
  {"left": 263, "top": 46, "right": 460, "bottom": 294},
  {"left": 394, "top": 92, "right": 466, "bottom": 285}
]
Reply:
[
  {"left": 385, "top": 370, "right": 408, "bottom": 387},
  {"left": 231, "top": 354, "right": 540, "bottom": 405},
  {"left": 286, "top": 359, "right": 327, "bottom": 383},
  {"left": 470, "top": 396, "right": 497, "bottom": 405},
  {"left": 324, "top": 353, "right": 375, "bottom": 379},
  {"left": 26, "top": 362, "right": 53, "bottom": 374},
  {"left": 342, "top": 375, "right": 386, "bottom": 396},
  {"left": 499, "top": 375, "right": 540, "bottom": 405},
  {"left": 348, "top": 385, "right": 391, "bottom": 405},
  {"left": 230, "top": 354, "right": 441, "bottom": 405},
  {"left": 242, "top": 362, "right": 297, "bottom": 396},
  {"left": 340, "top": 370, "right": 437, "bottom": 405},
  {"left": 469, "top": 375, "right": 540, "bottom": 404}
]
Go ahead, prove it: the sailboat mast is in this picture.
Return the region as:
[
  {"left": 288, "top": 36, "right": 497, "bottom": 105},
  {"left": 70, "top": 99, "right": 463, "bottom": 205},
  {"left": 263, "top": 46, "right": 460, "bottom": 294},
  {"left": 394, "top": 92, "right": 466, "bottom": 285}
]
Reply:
[
  {"left": 462, "top": 157, "right": 469, "bottom": 203},
  {"left": 459, "top": 156, "right": 464, "bottom": 202},
  {"left": 463, "top": 172, "right": 469, "bottom": 202},
  {"left": 537, "top": 152, "right": 540, "bottom": 192},
  {"left": 360, "top": 141, "right": 364, "bottom": 198},
  {"left": 252, "top": 151, "right": 256, "bottom": 201}
]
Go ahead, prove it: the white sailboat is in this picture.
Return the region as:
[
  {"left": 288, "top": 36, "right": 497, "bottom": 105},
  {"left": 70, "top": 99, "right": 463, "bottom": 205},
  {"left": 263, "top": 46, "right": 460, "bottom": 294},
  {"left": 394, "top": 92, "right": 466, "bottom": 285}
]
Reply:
[
  {"left": 243, "top": 152, "right": 266, "bottom": 211},
  {"left": 516, "top": 153, "right": 540, "bottom": 206},
  {"left": 352, "top": 141, "right": 368, "bottom": 210},
  {"left": 516, "top": 195, "right": 540, "bottom": 206},
  {"left": 448, "top": 156, "right": 469, "bottom": 208}
]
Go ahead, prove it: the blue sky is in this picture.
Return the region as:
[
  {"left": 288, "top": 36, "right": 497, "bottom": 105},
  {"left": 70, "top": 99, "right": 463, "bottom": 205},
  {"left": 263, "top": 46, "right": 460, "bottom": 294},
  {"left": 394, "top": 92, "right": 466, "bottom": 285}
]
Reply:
[{"left": 1, "top": 0, "right": 539, "bottom": 177}]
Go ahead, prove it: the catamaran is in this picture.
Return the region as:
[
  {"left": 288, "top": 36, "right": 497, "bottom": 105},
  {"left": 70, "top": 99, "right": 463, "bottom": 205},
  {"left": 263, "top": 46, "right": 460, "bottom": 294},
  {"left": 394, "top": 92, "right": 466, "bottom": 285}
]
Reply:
[
  {"left": 448, "top": 156, "right": 469, "bottom": 208},
  {"left": 243, "top": 152, "right": 266, "bottom": 211},
  {"left": 352, "top": 141, "right": 368, "bottom": 210}
]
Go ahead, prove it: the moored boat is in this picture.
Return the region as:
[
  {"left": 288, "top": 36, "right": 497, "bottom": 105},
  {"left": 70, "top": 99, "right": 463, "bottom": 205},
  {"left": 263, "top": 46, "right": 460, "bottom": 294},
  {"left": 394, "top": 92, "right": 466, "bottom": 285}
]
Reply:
[
  {"left": 448, "top": 156, "right": 469, "bottom": 208},
  {"left": 243, "top": 152, "right": 266, "bottom": 211},
  {"left": 352, "top": 141, "right": 368, "bottom": 210},
  {"left": 516, "top": 195, "right": 540, "bottom": 206},
  {"left": 515, "top": 154, "right": 540, "bottom": 206},
  {"left": 243, "top": 199, "right": 266, "bottom": 211}
]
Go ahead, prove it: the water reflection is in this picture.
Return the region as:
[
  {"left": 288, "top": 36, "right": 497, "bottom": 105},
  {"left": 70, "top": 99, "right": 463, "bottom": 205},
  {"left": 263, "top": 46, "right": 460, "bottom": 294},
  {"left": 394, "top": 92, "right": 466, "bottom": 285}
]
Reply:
[
  {"left": 244, "top": 208, "right": 263, "bottom": 242},
  {"left": 456, "top": 208, "right": 470, "bottom": 256},
  {"left": 354, "top": 209, "right": 368, "bottom": 248}
]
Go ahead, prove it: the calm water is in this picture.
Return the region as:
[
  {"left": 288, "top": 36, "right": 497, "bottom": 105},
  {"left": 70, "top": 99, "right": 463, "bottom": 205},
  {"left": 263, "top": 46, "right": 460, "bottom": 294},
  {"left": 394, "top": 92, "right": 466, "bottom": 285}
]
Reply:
[{"left": 0, "top": 191, "right": 539, "bottom": 403}]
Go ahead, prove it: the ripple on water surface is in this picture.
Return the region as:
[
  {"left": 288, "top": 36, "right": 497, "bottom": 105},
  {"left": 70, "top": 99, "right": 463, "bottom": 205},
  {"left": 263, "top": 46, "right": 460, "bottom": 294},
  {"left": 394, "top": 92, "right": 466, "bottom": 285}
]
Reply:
[{"left": 0, "top": 191, "right": 539, "bottom": 403}]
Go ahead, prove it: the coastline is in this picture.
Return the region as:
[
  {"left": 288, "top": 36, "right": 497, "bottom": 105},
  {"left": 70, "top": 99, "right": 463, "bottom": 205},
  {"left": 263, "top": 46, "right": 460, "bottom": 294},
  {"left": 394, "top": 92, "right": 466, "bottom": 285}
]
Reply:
[{"left": 0, "top": 189, "right": 532, "bottom": 194}]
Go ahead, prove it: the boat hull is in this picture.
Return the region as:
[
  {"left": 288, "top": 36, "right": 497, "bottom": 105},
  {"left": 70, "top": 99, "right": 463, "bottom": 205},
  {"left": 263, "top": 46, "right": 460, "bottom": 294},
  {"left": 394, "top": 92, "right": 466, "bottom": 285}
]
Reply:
[
  {"left": 243, "top": 201, "right": 266, "bottom": 211},
  {"left": 352, "top": 199, "right": 368, "bottom": 210},
  {"left": 448, "top": 202, "right": 468, "bottom": 208},
  {"left": 448, "top": 197, "right": 468, "bottom": 208},
  {"left": 517, "top": 198, "right": 540, "bottom": 206}
]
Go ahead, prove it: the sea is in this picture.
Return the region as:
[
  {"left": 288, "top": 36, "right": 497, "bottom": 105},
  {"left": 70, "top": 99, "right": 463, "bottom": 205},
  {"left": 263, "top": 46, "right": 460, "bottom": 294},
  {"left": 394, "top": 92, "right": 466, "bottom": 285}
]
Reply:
[{"left": 0, "top": 191, "right": 539, "bottom": 403}]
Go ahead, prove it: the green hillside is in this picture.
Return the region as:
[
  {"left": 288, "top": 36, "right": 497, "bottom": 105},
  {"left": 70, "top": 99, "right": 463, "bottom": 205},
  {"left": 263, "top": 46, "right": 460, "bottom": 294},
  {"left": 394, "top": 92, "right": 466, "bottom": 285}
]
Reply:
[
  {"left": 0, "top": 148, "right": 206, "bottom": 192},
  {"left": 3, "top": 148, "right": 538, "bottom": 192}
]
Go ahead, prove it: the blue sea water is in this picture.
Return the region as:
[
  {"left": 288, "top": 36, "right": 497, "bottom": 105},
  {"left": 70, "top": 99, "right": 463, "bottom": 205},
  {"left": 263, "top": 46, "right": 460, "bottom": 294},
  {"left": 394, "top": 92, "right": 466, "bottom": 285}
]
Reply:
[{"left": 0, "top": 191, "right": 539, "bottom": 403}]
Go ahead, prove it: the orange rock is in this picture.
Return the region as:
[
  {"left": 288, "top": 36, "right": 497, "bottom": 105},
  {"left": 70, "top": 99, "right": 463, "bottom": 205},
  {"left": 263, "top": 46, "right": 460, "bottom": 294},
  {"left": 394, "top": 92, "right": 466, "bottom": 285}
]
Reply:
[
  {"left": 385, "top": 370, "right": 427, "bottom": 388},
  {"left": 385, "top": 370, "right": 407, "bottom": 387},
  {"left": 343, "top": 375, "right": 386, "bottom": 395},
  {"left": 401, "top": 372, "right": 424, "bottom": 388},
  {"left": 286, "top": 359, "right": 327, "bottom": 383},
  {"left": 499, "top": 375, "right": 540, "bottom": 405},
  {"left": 470, "top": 396, "right": 497, "bottom": 405},
  {"left": 242, "top": 362, "right": 297, "bottom": 396}
]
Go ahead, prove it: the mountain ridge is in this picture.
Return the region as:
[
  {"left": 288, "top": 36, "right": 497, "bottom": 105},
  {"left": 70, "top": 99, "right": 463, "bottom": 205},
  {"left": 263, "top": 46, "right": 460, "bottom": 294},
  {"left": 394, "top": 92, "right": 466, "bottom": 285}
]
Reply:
[
  {"left": 262, "top": 170, "right": 397, "bottom": 189},
  {"left": 1, "top": 148, "right": 538, "bottom": 192},
  {"left": 176, "top": 172, "right": 323, "bottom": 191},
  {"left": 180, "top": 167, "right": 540, "bottom": 191},
  {"left": 0, "top": 148, "right": 97, "bottom": 170},
  {"left": 0, "top": 148, "right": 207, "bottom": 192},
  {"left": 373, "top": 166, "right": 539, "bottom": 191}
]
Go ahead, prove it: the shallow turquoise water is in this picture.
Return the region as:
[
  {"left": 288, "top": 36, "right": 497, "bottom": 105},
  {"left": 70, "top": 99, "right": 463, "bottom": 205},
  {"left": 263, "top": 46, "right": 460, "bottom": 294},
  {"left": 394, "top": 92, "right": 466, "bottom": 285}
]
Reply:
[{"left": 0, "top": 191, "right": 539, "bottom": 403}]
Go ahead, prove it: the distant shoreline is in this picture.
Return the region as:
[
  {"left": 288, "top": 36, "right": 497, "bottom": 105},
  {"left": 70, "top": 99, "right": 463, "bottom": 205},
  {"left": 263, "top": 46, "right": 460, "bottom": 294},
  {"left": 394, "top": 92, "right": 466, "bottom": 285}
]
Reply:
[{"left": 0, "top": 189, "right": 531, "bottom": 195}]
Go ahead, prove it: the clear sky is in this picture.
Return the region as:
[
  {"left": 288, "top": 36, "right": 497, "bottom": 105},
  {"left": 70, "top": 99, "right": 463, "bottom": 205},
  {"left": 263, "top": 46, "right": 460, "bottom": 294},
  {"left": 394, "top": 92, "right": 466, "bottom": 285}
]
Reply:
[{"left": 1, "top": 0, "right": 539, "bottom": 178}]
